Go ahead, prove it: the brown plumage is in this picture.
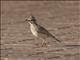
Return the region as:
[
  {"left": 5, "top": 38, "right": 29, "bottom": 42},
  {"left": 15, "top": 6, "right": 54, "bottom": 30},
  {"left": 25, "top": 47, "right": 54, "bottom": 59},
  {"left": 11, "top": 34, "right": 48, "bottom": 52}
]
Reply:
[{"left": 25, "top": 16, "right": 61, "bottom": 46}]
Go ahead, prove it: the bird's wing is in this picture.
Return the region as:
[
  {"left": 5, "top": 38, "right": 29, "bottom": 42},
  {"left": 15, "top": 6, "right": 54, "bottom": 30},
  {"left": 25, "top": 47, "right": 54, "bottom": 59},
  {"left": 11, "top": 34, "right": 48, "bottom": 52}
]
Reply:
[
  {"left": 37, "top": 25, "right": 61, "bottom": 43},
  {"left": 37, "top": 25, "right": 52, "bottom": 36}
]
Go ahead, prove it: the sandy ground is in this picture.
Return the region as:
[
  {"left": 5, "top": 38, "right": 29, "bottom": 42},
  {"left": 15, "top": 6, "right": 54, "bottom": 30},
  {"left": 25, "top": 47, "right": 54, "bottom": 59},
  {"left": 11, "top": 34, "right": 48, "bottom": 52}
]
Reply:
[{"left": 1, "top": 1, "right": 80, "bottom": 60}]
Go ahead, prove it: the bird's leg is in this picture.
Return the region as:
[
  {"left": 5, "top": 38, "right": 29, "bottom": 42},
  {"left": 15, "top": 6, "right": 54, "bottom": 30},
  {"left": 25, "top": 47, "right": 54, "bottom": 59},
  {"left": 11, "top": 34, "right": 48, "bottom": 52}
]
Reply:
[{"left": 41, "top": 39, "right": 48, "bottom": 47}]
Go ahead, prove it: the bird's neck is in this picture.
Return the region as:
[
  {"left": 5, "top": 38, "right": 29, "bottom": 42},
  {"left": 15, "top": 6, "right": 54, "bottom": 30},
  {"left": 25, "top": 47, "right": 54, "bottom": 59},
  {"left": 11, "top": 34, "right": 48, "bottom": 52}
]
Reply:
[{"left": 29, "top": 21, "right": 38, "bottom": 27}]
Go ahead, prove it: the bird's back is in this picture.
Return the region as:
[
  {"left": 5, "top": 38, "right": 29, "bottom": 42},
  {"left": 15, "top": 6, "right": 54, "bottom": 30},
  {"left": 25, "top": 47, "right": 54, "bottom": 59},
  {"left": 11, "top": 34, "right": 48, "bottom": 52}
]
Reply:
[{"left": 37, "top": 25, "right": 61, "bottom": 43}]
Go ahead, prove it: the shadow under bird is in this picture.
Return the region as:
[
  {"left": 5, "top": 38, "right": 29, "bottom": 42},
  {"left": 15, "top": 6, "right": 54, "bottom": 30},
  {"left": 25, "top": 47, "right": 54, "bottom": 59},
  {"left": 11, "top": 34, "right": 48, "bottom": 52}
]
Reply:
[{"left": 25, "top": 16, "right": 61, "bottom": 47}]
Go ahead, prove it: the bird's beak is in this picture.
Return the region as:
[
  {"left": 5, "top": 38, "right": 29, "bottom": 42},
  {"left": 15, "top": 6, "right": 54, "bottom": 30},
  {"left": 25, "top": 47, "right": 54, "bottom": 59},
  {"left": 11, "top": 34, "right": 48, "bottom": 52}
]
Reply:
[
  {"left": 25, "top": 18, "right": 27, "bottom": 21},
  {"left": 25, "top": 18, "right": 29, "bottom": 22},
  {"left": 23, "top": 19, "right": 28, "bottom": 23}
]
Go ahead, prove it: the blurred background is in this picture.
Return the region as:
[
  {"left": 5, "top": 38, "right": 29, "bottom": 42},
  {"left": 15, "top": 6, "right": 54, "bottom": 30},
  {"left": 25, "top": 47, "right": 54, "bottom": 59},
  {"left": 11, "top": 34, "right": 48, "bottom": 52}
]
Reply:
[{"left": 1, "top": 1, "right": 80, "bottom": 60}]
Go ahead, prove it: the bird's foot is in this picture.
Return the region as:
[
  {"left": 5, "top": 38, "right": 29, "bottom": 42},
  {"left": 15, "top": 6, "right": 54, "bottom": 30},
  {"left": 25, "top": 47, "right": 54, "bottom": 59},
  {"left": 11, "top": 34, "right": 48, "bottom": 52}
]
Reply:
[
  {"left": 41, "top": 41, "right": 50, "bottom": 47},
  {"left": 41, "top": 42, "right": 47, "bottom": 47},
  {"left": 34, "top": 41, "right": 50, "bottom": 48}
]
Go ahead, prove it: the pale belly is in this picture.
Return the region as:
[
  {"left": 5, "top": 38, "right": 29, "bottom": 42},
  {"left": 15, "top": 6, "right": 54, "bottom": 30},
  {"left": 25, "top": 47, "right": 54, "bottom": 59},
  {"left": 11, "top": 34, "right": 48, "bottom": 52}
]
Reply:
[{"left": 30, "top": 24, "right": 38, "bottom": 37}]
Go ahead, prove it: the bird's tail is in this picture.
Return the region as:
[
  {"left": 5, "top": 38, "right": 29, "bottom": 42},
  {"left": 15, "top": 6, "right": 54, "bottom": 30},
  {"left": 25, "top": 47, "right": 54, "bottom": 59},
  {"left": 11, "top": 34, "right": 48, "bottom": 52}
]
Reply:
[
  {"left": 52, "top": 36, "right": 61, "bottom": 43},
  {"left": 52, "top": 35, "right": 66, "bottom": 47},
  {"left": 52, "top": 35, "right": 68, "bottom": 57}
]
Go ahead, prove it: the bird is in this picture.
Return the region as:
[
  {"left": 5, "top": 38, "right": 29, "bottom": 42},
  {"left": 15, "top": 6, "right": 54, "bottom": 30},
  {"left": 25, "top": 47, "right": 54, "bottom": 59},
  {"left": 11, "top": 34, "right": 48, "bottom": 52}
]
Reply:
[{"left": 25, "top": 16, "right": 61, "bottom": 47}]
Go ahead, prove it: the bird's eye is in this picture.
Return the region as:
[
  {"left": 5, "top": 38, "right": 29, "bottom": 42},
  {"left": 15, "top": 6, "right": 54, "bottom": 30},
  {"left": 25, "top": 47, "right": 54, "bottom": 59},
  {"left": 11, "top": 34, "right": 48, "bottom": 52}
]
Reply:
[{"left": 30, "top": 20, "right": 33, "bottom": 21}]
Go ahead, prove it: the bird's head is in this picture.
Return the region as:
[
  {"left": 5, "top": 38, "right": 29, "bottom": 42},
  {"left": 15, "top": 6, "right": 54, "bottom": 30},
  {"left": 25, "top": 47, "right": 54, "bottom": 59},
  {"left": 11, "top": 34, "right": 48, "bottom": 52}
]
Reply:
[{"left": 25, "top": 16, "right": 36, "bottom": 24}]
